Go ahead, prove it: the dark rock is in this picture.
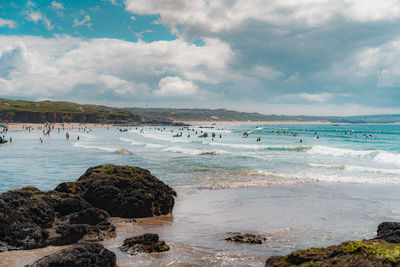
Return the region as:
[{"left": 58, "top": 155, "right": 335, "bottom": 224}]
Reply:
[
  {"left": 67, "top": 208, "right": 110, "bottom": 225},
  {"left": 119, "top": 233, "right": 170, "bottom": 254},
  {"left": 0, "top": 165, "right": 174, "bottom": 252},
  {"left": 0, "top": 187, "right": 114, "bottom": 251},
  {"left": 376, "top": 222, "right": 400, "bottom": 243},
  {"left": 55, "top": 164, "right": 177, "bottom": 218},
  {"left": 27, "top": 242, "right": 116, "bottom": 267},
  {"left": 225, "top": 233, "right": 266, "bottom": 244}
]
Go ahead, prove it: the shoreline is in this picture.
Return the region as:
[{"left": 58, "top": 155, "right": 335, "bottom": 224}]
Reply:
[
  {"left": 5, "top": 123, "right": 114, "bottom": 132},
  {"left": 175, "top": 120, "right": 335, "bottom": 126}
]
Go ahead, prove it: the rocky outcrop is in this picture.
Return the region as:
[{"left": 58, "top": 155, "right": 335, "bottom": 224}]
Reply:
[
  {"left": 0, "top": 164, "right": 176, "bottom": 252},
  {"left": 265, "top": 223, "right": 400, "bottom": 266},
  {"left": 225, "top": 233, "right": 266, "bottom": 244},
  {"left": 376, "top": 222, "right": 400, "bottom": 243},
  {"left": 0, "top": 187, "right": 115, "bottom": 251},
  {"left": 27, "top": 242, "right": 116, "bottom": 267},
  {"left": 55, "top": 164, "right": 177, "bottom": 218},
  {"left": 119, "top": 233, "right": 170, "bottom": 254}
]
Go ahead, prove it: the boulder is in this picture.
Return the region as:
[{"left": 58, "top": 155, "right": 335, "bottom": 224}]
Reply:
[
  {"left": 265, "top": 223, "right": 400, "bottom": 266},
  {"left": 119, "top": 233, "right": 170, "bottom": 254},
  {"left": 27, "top": 242, "right": 116, "bottom": 267},
  {"left": 225, "top": 233, "right": 266, "bottom": 244},
  {"left": 0, "top": 187, "right": 114, "bottom": 251},
  {"left": 376, "top": 222, "right": 400, "bottom": 243},
  {"left": 0, "top": 165, "right": 175, "bottom": 252},
  {"left": 55, "top": 164, "right": 177, "bottom": 218}
]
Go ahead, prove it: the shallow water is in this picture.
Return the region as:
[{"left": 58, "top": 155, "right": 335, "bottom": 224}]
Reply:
[{"left": 1, "top": 124, "right": 400, "bottom": 266}]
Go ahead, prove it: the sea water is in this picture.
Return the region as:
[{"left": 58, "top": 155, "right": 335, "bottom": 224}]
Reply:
[{"left": 1, "top": 124, "right": 400, "bottom": 266}]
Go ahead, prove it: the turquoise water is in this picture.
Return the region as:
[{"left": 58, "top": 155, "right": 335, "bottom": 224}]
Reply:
[
  {"left": 2, "top": 124, "right": 400, "bottom": 191},
  {"left": 1, "top": 124, "right": 400, "bottom": 266}
]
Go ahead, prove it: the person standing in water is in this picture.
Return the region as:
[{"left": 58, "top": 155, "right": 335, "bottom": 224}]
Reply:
[{"left": 66, "top": 132, "right": 70, "bottom": 140}]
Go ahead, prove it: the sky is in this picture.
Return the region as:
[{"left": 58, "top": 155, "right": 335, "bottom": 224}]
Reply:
[{"left": 1, "top": 0, "right": 400, "bottom": 115}]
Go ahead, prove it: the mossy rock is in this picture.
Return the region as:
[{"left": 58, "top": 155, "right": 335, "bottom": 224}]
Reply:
[
  {"left": 265, "top": 239, "right": 400, "bottom": 266},
  {"left": 55, "top": 165, "right": 177, "bottom": 218}
]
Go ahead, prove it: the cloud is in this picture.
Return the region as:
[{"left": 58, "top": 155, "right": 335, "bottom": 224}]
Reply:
[
  {"left": 0, "top": 35, "right": 231, "bottom": 103},
  {"left": 153, "top": 76, "right": 198, "bottom": 97},
  {"left": 73, "top": 15, "right": 91, "bottom": 28},
  {"left": 51, "top": 1, "right": 64, "bottom": 9},
  {"left": 125, "top": 0, "right": 400, "bottom": 35},
  {"left": 26, "top": 11, "right": 53, "bottom": 30},
  {"left": 276, "top": 92, "right": 353, "bottom": 103},
  {"left": 0, "top": 18, "right": 17, "bottom": 29}
]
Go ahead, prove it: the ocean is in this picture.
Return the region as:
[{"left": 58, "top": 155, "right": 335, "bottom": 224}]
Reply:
[{"left": 1, "top": 123, "right": 400, "bottom": 266}]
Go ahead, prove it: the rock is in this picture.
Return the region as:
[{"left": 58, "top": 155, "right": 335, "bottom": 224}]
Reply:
[
  {"left": 0, "top": 187, "right": 114, "bottom": 251},
  {"left": 0, "top": 165, "right": 175, "bottom": 252},
  {"left": 225, "top": 233, "right": 266, "bottom": 244},
  {"left": 265, "top": 223, "right": 400, "bottom": 266},
  {"left": 376, "top": 222, "right": 400, "bottom": 243},
  {"left": 55, "top": 164, "right": 177, "bottom": 218},
  {"left": 119, "top": 233, "right": 170, "bottom": 254},
  {"left": 27, "top": 242, "right": 116, "bottom": 267}
]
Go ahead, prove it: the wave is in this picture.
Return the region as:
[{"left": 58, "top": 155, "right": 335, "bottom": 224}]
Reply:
[
  {"left": 208, "top": 142, "right": 310, "bottom": 151},
  {"left": 141, "top": 133, "right": 191, "bottom": 143},
  {"left": 74, "top": 142, "right": 132, "bottom": 155},
  {"left": 119, "top": 137, "right": 164, "bottom": 148},
  {"left": 373, "top": 151, "right": 400, "bottom": 167},
  {"left": 309, "top": 163, "right": 400, "bottom": 175},
  {"left": 119, "top": 137, "right": 143, "bottom": 146},
  {"left": 307, "top": 145, "right": 377, "bottom": 157},
  {"left": 163, "top": 146, "right": 229, "bottom": 156}
]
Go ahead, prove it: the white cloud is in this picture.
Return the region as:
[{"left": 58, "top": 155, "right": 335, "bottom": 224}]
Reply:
[
  {"left": 277, "top": 92, "right": 337, "bottom": 102},
  {"left": 73, "top": 15, "right": 91, "bottom": 28},
  {"left": 125, "top": 0, "right": 400, "bottom": 34},
  {"left": 0, "top": 18, "right": 17, "bottom": 29},
  {"left": 0, "top": 35, "right": 232, "bottom": 101},
  {"left": 26, "top": 11, "right": 53, "bottom": 30},
  {"left": 153, "top": 76, "right": 198, "bottom": 97},
  {"left": 51, "top": 1, "right": 64, "bottom": 9}
]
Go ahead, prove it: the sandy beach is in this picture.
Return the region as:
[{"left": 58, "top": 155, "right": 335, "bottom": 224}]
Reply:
[{"left": 6, "top": 123, "right": 114, "bottom": 132}]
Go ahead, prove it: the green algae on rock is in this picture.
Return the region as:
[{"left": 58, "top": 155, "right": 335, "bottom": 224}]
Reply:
[
  {"left": 55, "top": 164, "right": 177, "bottom": 218},
  {"left": 265, "top": 239, "right": 400, "bottom": 267}
]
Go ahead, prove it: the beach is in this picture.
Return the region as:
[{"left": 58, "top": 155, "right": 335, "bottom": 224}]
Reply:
[{"left": 1, "top": 123, "right": 400, "bottom": 266}]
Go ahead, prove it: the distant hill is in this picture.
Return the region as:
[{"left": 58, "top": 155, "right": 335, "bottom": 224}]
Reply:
[
  {"left": 125, "top": 107, "right": 392, "bottom": 124},
  {"left": 0, "top": 99, "right": 176, "bottom": 124},
  {"left": 0, "top": 98, "right": 399, "bottom": 124}
]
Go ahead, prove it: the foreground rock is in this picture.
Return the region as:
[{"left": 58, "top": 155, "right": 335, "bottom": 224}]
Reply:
[
  {"left": 265, "top": 222, "right": 400, "bottom": 266},
  {"left": 225, "top": 233, "right": 266, "bottom": 244},
  {"left": 376, "top": 222, "right": 400, "bottom": 243},
  {"left": 56, "top": 164, "right": 177, "bottom": 218},
  {"left": 28, "top": 242, "right": 116, "bottom": 267},
  {"left": 0, "top": 187, "right": 115, "bottom": 251},
  {"left": 119, "top": 233, "right": 170, "bottom": 254},
  {"left": 0, "top": 164, "right": 176, "bottom": 251}
]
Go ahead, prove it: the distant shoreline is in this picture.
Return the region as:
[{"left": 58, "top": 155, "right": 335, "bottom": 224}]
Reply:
[
  {"left": 175, "top": 120, "right": 335, "bottom": 126},
  {"left": 6, "top": 123, "right": 114, "bottom": 131}
]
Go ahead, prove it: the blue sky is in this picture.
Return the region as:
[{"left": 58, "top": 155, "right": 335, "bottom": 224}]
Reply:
[{"left": 1, "top": 0, "right": 400, "bottom": 115}]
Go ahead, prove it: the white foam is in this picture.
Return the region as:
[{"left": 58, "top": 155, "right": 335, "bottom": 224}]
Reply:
[
  {"left": 374, "top": 151, "right": 400, "bottom": 167},
  {"left": 307, "top": 145, "right": 377, "bottom": 157},
  {"left": 208, "top": 142, "right": 273, "bottom": 150},
  {"left": 119, "top": 137, "right": 165, "bottom": 148},
  {"left": 119, "top": 137, "right": 143, "bottom": 146},
  {"left": 163, "top": 146, "right": 229, "bottom": 156},
  {"left": 145, "top": 143, "right": 165, "bottom": 148},
  {"left": 309, "top": 163, "right": 400, "bottom": 175},
  {"left": 74, "top": 142, "right": 132, "bottom": 155},
  {"left": 74, "top": 142, "right": 116, "bottom": 152}
]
